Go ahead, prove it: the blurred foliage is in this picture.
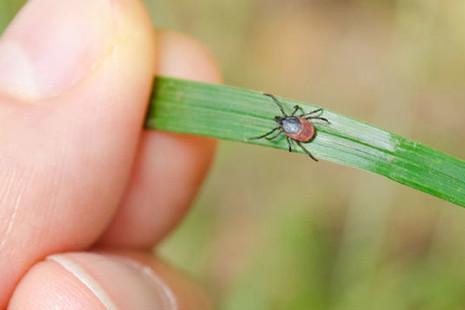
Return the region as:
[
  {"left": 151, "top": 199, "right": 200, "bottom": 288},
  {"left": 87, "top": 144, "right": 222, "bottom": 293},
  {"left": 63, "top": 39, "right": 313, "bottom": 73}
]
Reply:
[
  {"left": 146, "top": 0, "right": 465, "bottom": 309},
  {"left": 150, "top": 77, "right": 465, "bottom": 207}
]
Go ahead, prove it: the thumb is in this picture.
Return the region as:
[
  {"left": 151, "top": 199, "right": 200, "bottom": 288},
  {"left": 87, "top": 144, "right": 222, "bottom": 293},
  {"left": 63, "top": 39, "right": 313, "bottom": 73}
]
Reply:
[
  {"left": 0, "top": 0, "right": 155, "bottom": 305},
  {"left": 9, "top": 252, "right": 212, "bottom": 309}
]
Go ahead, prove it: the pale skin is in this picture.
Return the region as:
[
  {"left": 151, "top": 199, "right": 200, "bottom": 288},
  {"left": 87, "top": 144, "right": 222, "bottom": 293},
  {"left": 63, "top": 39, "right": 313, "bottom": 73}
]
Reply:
[{"left": 0, "top": 0, "right": 219, "bottom": 308}]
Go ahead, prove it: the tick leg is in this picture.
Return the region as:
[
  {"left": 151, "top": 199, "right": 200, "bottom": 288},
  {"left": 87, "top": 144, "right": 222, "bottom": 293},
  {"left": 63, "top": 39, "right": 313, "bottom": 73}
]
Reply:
[
  {"left": 266, "top": 129, "right": 283, "bottom": 141},
  {"left": 286, "top": 137, "right": 294, "bottom": 152},
  {"left": 264, "top": 93, "right": 288, "bottom": 116},
  {"left": 291, "top": 105, "right": 305, "bottom": 116},
  {"left": 301, "top": 108, "right": 323, "bottom": 117},
  {"left": 307, "top": 116, "right": 330, "bottom": 124},
  {"left": 296, "top": 141, "right": 318, "bottom": 162},
  {"left": 249, "top": 127, "right": 281, "bottom": 140}
]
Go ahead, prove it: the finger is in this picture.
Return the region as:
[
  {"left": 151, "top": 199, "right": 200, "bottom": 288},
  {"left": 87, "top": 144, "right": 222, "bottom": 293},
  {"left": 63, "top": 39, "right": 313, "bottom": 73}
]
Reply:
[
  {"left": 99, "top": 31, "right": 222, "bottom": 248},
  {"left": 0, "top": 0, "right": 155, "bottom": 305},
  {"left": 9, "top": 251, "right": 211, "bottom": 310}
]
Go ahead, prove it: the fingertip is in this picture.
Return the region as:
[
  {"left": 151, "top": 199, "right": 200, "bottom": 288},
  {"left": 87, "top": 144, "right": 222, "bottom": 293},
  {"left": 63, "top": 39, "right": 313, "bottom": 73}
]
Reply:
[
  {"left": 9, "top": 252, "right": 211, "bottom": 310},
  {"left": 156, "top": 30, "right": 223, "bottom": 83},
  {"left": 126, "top": 251, "right": 213, "bottom": 310},
  {"left": 104, "top": 131, "right": 216, "bottom": 247},
  {"left": 100, "top": 30, "right": 221, "bottom": 248},
  {"left": 9, "top": 260, "right": 104, "bottom": 309},
  {"left": 0, "top": 0, "right": 157, "bottom": 305}
]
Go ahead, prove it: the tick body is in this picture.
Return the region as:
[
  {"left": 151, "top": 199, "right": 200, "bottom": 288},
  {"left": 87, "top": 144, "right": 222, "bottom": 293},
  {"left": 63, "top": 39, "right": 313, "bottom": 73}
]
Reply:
[
  {"left": 250, "top": 93, "right": 330, "bottom": 161},
  {"left": 281, "top": 116, "right": 315, "bottom": 142}
]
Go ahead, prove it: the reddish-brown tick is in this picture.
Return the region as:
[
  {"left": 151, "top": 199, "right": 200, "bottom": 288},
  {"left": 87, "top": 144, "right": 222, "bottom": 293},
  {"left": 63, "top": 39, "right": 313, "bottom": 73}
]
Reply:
[{"left": 251, "top": 93, "right": 330, "bottom": 161}]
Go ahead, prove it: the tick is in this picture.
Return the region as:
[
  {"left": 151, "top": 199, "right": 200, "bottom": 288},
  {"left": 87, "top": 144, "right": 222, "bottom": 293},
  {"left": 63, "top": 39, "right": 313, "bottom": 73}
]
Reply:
[{"left": 250, "top": 93, "right": 330, "bottom": 161}]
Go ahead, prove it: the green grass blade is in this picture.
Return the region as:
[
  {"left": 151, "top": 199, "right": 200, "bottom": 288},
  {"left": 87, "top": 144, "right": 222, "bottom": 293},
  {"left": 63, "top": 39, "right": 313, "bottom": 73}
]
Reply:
[
  {"left": 0, "top": 0, "right": 25, "bottom": 34},
  {"left": 147, "top": 76, "right": 465, "bottom": 208}
]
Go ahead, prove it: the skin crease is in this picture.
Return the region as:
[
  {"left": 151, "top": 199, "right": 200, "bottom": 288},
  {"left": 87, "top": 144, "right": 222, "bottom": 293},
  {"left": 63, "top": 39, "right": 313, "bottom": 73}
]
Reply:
[{"left": 0, "top": 0, "right": 218, "bottom": 308}]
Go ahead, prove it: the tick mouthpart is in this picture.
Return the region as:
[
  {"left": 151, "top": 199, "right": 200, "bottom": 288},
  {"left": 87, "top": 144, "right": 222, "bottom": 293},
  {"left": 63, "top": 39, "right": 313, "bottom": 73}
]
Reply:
[{"left": 274, "top": 116, "right": 284, "bottom": 123}]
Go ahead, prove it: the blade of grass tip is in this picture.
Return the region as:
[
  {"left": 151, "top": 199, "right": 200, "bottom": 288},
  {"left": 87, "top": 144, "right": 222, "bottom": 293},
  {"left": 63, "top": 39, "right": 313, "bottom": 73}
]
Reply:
[{"left": 146, "top": 76, "right": 465, "bottom": 208}]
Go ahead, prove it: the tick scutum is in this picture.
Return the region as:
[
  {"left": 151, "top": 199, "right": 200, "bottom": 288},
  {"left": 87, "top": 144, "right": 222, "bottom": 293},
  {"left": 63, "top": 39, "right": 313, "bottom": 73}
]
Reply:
[
  {"left": 281, "top": 117, "right": 301, "bottom": 134},
  {"left": 250, "top": 93, "right": 330, "bottom": 161}
]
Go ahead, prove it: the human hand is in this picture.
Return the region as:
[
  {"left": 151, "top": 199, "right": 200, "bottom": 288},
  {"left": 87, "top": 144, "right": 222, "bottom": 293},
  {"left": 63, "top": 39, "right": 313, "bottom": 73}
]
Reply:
[{"left": 0, "top": 0, "right": 220, "bottom": 308}]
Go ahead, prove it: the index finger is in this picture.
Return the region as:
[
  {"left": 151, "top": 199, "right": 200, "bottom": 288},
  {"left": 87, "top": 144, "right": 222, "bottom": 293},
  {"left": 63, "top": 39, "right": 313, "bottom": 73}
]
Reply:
[{"left": 99, "top": 31, "right": 222, "bottom": 248}]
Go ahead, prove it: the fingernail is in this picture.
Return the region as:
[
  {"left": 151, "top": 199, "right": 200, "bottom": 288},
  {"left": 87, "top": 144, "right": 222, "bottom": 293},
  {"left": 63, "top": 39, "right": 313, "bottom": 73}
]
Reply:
[
  {"left": 0, "top": 0, "right": 115, "bottom": 101},
  {"left": 48, "top": 254, "right": 177, "bottom": 310}
]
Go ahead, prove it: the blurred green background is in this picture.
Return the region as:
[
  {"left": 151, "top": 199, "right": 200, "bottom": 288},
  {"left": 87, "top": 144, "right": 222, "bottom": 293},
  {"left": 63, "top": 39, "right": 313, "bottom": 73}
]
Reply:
[{"left": 146, "top": 1, "right": 465, "bottom": 309}]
